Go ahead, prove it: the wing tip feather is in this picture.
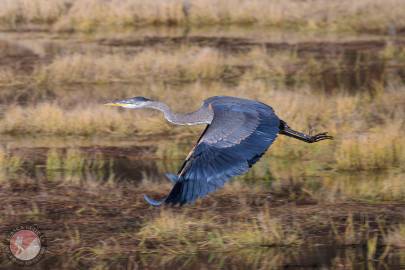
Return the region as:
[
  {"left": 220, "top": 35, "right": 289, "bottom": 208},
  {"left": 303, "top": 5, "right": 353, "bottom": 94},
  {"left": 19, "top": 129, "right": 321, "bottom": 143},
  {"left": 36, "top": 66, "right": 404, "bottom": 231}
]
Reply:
[{"left": 144, "top": 194, "right": 165, "bottom": 206}]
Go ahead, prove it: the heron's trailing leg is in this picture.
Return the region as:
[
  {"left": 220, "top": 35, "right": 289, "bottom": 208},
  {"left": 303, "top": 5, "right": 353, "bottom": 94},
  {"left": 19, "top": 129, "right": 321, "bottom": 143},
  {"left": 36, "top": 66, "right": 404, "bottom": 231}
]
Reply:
[{"left": 279, "top": 120, "right": 333, "bottom": 143}]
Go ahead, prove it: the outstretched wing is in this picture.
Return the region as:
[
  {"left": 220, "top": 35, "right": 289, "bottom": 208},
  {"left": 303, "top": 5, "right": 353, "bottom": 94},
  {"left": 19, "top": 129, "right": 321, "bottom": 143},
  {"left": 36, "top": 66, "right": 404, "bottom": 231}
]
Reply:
[{"left": 145, "top": 98, "right": 280, "bottom": 206}]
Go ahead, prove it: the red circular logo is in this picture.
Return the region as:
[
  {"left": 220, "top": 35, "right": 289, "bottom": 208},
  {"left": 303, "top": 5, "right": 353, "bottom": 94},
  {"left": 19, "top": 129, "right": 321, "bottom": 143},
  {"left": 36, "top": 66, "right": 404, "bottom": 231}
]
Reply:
[
  {"left": 10, "top": 230, "right": 41, "bottom": 260},
  {"left": 5, "top": 224, "right": 46, "bottom": 265}
]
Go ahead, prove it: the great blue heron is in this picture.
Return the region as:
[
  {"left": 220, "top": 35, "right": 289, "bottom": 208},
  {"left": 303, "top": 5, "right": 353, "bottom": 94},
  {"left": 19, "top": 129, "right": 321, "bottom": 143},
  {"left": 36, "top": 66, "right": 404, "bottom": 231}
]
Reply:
[{"left": 105, "top": 96, "right": 332, "bottom": 206}]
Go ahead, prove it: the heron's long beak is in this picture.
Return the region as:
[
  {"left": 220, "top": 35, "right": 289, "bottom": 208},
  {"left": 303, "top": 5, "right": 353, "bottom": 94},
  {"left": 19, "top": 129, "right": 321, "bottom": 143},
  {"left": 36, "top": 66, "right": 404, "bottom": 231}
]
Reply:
[{"left": 104, "top": 102, "right": 122, "bottom": 107}]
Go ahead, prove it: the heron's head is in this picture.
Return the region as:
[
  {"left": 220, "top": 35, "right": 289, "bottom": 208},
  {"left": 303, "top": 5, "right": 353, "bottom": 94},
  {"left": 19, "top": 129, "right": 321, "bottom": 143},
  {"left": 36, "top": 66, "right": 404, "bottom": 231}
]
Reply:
[{"left": 104, "top": 96, "right": 153, "bottom": 109}]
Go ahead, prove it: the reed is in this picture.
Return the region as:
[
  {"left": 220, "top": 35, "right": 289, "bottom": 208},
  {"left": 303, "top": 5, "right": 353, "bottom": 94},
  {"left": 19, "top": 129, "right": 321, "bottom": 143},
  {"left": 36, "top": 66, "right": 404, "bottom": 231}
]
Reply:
[{"left": 1, "top": 0, "right": 404, "bottom": 34}]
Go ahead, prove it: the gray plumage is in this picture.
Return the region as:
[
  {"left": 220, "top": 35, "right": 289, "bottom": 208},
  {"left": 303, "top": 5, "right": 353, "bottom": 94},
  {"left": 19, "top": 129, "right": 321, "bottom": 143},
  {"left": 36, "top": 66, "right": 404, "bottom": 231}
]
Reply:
[
  {"left": 147, "top": 99, "right": 213, "bottom": 125},
  {"left": 105, "top": 96, "right": 333, "bottom": 206}
]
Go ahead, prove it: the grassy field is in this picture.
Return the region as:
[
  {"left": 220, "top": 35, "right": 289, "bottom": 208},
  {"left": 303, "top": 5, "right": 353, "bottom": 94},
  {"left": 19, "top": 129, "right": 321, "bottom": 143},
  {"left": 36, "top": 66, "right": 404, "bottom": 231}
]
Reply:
[
  {"left": 1, "top": 0, "right": 405, "bottom": 33},
  {"left": 0, "top": 1, "right": 404, "bottom": 268}
]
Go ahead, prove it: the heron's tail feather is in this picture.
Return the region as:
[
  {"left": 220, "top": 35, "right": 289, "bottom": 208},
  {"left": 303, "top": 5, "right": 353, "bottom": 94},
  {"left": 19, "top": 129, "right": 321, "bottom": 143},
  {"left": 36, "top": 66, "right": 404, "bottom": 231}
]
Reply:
[
  {"left": 144, "top": 194, "right": 166, "bottom": 206},
  {"left": 165, "top": 173, "right": 179, "bottom": 184}
]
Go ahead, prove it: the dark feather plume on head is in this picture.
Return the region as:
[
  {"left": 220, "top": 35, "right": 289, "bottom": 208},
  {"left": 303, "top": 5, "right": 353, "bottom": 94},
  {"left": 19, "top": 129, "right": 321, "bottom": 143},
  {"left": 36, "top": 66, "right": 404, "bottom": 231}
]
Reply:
[{"left": 131, "top": 96, "right": 152, "bottom": 102}]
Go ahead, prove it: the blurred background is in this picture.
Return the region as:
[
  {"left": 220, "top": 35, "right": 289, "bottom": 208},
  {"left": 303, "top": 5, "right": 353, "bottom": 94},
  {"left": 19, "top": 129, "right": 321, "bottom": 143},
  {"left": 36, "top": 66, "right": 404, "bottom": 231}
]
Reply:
[{"left": 0, "top": 0, "right": 404, "bottom": 269}]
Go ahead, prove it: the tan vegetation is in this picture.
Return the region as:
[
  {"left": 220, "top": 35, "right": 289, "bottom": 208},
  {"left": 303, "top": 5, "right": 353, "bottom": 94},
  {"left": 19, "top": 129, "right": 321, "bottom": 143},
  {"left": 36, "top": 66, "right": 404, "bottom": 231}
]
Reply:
[
  {"left": 138, "top": 207, "right": 300, "bottom": 253},
  {"left": 335, "top": 122, "right": 405, "bottom": 171},
  {"left": 24, "top": 48, "right": 298, "bottom": 85},
  {"left": 0, "top": 102, "right": 173, "bottom": 136},
  {"left": 10, "top": 45, "right": 399, "bottom": 88},
  {"left": 35, "top": 48, "right": 227, "bottom": 85},
  {"left": 0, "top": 0, "right": 70, "bottom": 27},
  {"left": 318, "top": 173, "right": 405, "bottom": 202},
  {"left": 385, "top": 224, "right": 405, "bottom": 248},
  {"left": 1, "top": 0, "right": 405, "bottom": 33},
  {"left": 0, "top": 103, "right": 133, "bottom": 135},
  {"left": 0, "top": 147, "right": 22, "bottom": 173}
]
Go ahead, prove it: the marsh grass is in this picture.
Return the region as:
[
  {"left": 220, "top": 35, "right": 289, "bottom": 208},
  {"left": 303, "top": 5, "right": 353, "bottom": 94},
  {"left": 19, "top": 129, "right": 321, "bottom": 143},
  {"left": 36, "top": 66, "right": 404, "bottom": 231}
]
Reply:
[
  {"left": 0, "top": 0, "right": 71, "bottom": 28},
  {"left": 338, "top": 214, "right": 358, "bottom": 245},
  {"left": 335, "top": 123, "right": 405, "bottom": 171},
  {"left": 0, "top": 68, "right": 23, "bottom": 86},
  {"left": 45, "top": 148, "right": 115, "bottom": 183},
  {"left": 64, "top": 148, "right": 86, "bottom": 172},
  {"left": 0, "top": 147, "right": 22, "bottom": 173},
  {"left": 218, "top": 207, "right": 301, "bottom": 248},
  {"left": 318, "top": 173, "right": 405, "bottom": 202},
  {"left": 35, "top": 48, "right": 227, "bottom": 85},
  {"left": 1, "top": 0, "right": 405, "bottom": 33},
  {"left": 66, "top": 227, "right": 82, "bottom": 249},
  {"left": 137, "top": 207, "right": 300, "bottom": 253},
  {"left": 385, "top": 224, "right": 405, "bottom": 248},
  {"left": 0, "top": 103, "right": 171, "bottom": 136},
  {"left": 137, "top": 210, "right": 217, "bottom": 253},
  {"left": 367, "top": 235, "right": 378, "bottom": 260},
  {"left": 0, "top": 41, "right": 402, "bottom": 106},
  {"left": 26, "top": 45, "right": 404, "bottom": 90},
  {"left": 328, "top": 214, "right": 402, "bottom": 262}
]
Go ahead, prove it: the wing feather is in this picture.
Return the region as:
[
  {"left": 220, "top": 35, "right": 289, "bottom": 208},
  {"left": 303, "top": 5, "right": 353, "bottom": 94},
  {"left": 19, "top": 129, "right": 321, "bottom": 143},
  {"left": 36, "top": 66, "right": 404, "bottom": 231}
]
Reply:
[{"left": 145, "top": 97, "right": 280, "bottom": 206}]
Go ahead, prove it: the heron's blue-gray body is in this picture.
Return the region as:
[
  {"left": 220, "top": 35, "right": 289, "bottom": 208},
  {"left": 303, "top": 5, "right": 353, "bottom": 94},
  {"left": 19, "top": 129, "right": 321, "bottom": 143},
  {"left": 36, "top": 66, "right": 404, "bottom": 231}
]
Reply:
[
  {"left": 145, "top": 96, "right": 280, "bottom": 206},
  {"left": 106, "top": 95, "right": 332, "bottom": 206}
]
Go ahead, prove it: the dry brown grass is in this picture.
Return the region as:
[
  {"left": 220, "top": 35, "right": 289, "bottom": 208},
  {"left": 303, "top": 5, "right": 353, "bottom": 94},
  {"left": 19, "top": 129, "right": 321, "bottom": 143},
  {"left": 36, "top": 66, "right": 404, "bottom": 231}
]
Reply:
[
  {"left": 26, "top": 45, "right": 402, "bottom": 88},
  {"left": 217, "top": 207, "right": 301, "bottom": 248},
  {"left": 35, "top": 48, "right": 227, "bottom": 84},
  {"left": 137, "top": 207, "right": 300, "bottom": 253},
  {"left": 0, "top": 42, "right": 400, "bottom": 98},
  {"left": 335, "top": 122, "right": 405, "bottom": 171},
  {"left": 1, "top": 0, "right": 404, "bottom": 33},
  {"left": 0, "top": 147, "right": 22, "bottom": 173},
  {"left": 54, "top": 0, "right": 185, "bottom": 31},
  {"left": 137, "top": 210, "right": 216, "bottom": 252},
  {"left": 317, "top": 173, "right": 405, "bottom": 202},
  {"left": 0, "top": 68, "right": 21, "bottom": 86},
  {"left": 385, "top": 224, "right": 405, "bottom": 248},
  {"left": 0, "top": 102, "right": 172, "bottom": 136},
  {"left": 0, "top": 0, "right": 71, "bottom": 27}
]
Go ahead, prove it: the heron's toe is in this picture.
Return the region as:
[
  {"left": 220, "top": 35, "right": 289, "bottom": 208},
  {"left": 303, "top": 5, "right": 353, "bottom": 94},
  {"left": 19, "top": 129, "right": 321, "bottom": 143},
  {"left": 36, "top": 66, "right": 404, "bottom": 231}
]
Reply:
[{"left": 313, "top": 132, "right": 333, "bottom": 141}]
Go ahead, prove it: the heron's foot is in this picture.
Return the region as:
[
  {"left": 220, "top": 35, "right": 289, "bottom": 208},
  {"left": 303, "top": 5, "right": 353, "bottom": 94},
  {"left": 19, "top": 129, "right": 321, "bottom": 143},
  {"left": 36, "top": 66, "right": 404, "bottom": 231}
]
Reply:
[
  {"left": 308, "top": 132, "right": 333, "bottom": 143},
  {"left": 279, "top": 120, "right": 334, "bottom": 143}
]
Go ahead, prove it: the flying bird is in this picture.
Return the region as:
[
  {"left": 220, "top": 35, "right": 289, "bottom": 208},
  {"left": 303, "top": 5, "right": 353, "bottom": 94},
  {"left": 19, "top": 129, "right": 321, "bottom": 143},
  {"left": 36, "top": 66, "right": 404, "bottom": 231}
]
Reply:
[{"left": 105, "top": 96, "right": 332, "bottom": 206}]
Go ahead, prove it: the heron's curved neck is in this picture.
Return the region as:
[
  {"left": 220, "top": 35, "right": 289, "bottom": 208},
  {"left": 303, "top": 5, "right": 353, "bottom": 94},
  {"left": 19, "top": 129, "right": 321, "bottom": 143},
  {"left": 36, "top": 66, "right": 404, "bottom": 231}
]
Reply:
[{"left": 145, "top": 101, "right": 213, "bottom": 125}]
